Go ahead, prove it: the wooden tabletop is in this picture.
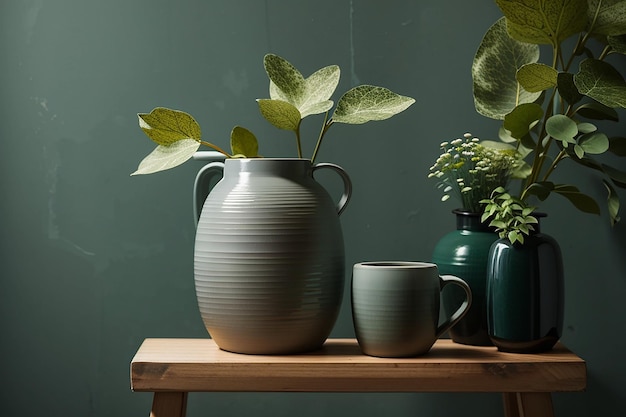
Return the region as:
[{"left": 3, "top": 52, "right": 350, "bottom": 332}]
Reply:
[{"left": 130, "top": 338, "right": 586, "bottom": 393}]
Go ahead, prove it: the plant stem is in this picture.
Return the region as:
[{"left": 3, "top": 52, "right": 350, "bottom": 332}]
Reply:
[
  {"left": 311, "top": 112, "right": 332, "bottom": 164},
  {"left": 295, "top": 127, "right": 303, "bottom": 159},
  {"left": 200, "top": 140, "right": 231, "bottom": 157}
]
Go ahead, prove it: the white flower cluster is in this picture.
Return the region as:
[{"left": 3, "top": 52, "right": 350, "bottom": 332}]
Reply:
[{"left": 428, "top": 133, "right": 518, "bottom": 213}]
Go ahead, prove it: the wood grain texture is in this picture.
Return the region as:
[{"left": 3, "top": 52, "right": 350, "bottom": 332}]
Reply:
[
  {"left": 130, "top": 338, "right": 586, "bottom": 393},
  {"left": 150, "top": 392, "right": 187, "bottom": 417}
]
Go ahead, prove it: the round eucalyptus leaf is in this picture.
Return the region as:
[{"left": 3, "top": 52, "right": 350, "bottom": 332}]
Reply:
[
  {"left": 546, "top": 114, "right": 578, "bottom": 143},
  {"left": 579, "top": 132, "right": 609, "bottom": 154}
]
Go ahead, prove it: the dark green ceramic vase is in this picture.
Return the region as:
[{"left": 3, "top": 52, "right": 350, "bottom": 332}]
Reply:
[
  {"left": 432, "top": 210, "right": 498, "bottom": 346},
  {"left": 486, "top": 215, "right": 564, "bottom": 353}
]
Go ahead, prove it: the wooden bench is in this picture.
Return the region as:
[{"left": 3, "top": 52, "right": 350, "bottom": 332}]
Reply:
[{"left": 130, "top": 338, "right": 586, "bottom": 417}]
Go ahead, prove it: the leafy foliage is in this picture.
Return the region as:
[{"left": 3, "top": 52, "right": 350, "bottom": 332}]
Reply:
[
  {"left": 474, "top": 0, "right": 626, "bottom": 242},
  {"left": 133, "top": 54, "right": 415, "bottom": 174}
]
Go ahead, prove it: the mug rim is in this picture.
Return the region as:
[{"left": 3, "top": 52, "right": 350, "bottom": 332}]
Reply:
[{"left": 354, "top": 261, "right": 436, "bottom": 269}]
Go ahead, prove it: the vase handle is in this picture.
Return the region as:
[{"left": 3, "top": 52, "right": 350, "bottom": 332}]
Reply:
[
  {"left": 436, "top": 275, "right": 472, "bottom": 339},
  {"left": 312, "top": 163, "right": 352, "bottom": 216},
  {"left": 193, "top": 161, "right": 225, "bottom": 227}
]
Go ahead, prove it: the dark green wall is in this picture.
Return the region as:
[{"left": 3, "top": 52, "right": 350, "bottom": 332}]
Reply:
[{"left": 2, "top": 1, "right": 625, "bottom": 416}]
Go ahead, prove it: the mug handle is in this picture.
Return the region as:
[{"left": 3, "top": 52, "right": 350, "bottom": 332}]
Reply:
[
  {"left": 312, "top": 163, "right": 352, "bottom": 216},
  {"left": 193, "top": 161, "right": 225, "bottom": 227},
  {"left": 435, "top": 275, "right": 472, "bottom": 339}
]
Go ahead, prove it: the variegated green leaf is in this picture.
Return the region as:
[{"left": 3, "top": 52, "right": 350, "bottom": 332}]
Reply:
[
  {"left": 574, "top": 59, "right": 626, "bottom": 108},
  {"left": 608, "top": 34, "right": 626, "bottom": 54},
  {"left": 332, "top": 85, "right": 415, "bottom": 124},
  {"left": 496, "top": 0, "right": 588, "bottom": 46},
  {"left": 472, "top": 18, "right": 541, "bottom": 120},
  {"left": 257, "top": 99, "right": 301, "bottom": 131},
  {"left": 265, "top": 54, "right": 339, "bottom": 118},
  {"left": 588, "top": 0, "right": 626, "bottom": 36},
  {"left": 516, "top": 63, "right": 558, "bottom": 92},
  {"left": 131, "top": 139, "right": 200, "bottom": 175},
  {"left": 138, "top": 107, "right": 201, "bottom": 146}
]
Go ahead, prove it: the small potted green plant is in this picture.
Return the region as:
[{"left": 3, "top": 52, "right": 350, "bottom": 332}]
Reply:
[
  {"left": 132, "top": 53, "right": 415, "bottom": 355},
  {"left": 470, "top": 0, "right": 626, "bottom": 353},
  {"left": 429, "top": 132, "right": 519, "bottom": 346}
]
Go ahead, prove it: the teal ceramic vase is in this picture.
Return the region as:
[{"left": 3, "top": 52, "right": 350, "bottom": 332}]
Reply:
[
  {"left": 193, "top": 158, "right": 352, "bottom": 354},
  {"left": 432, "top": 209, "right": 498, "bottom": 346},
  {"left": 486, "top": 215, "right": 564, "bottom": 353}
]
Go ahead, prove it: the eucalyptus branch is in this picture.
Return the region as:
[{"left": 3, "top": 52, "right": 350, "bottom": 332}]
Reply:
[
  {"left": 598, "top": 44, "right": 612, "bottom": 61},
  {"left": 311, "top": 112, "right": 333, "bottom": 164},
  {"left": 295, "top": 126, "right": 303, "bottom": 159},
  {"left": 541, "top": 148, "right": 568, "bottom": 183},
  {"left": 200, "top": 140, "right": 231, "bottom": 157}
]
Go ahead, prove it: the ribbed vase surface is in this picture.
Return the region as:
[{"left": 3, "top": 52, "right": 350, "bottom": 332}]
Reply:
[{"left": 194, "top": 158, "right": 350, "bottom": 354}]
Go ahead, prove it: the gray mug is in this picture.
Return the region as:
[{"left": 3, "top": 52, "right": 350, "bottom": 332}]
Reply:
[{"left": 351, "top": 261, "right": 472, "bottom": 357}]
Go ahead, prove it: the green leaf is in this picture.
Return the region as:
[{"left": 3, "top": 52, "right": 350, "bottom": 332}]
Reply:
[
  {"left": 131, "top": 139, "right": 201, "bottom": 175},
  {"left": 588, "top": 0, "right": 626, "bottom": 36},
  {"left": 230, "top": 126, "right": 259, "bottom": 157},
  {"left": 578, "top": 132, "right": 609, "bottom": 155},
  {"left": 503, "top": 103, "right": 544, "bottom": 139},
  {"left": 577, "top": 123, "right": 597, "bottom": 134},
  {"left": 574, "top": 59, "right": 626, "bottom": 108},
  {"left": 545, "top": 114, "right": 578, "bottom": 143},
  {"left": 472, "top": 18, "right": 541, "bottom": 120},
  {"left": 516, "top": 63, "right": 558, "bottom": 92},
  {"left": 553, "top": 185, "right": 601, "bottom": 214},
  {"left": 557, "top": 72, "right": 583, "bottom": 105},
  {"left": 526, "top": 181, "right": 554, "bottom": 201},
  {"left": 264, "top": 54, "right": 339, "bottom": 118},
  {"left": 573, "top": 102, "right": 619, "bottom": 121},
  {"left": 603, "top": 180, "right": 621, "bottom": 225},
  {"left": 257, "top": 99, "right": 301, "bottom": 131},
  {"left": 574, "top": 144, "right": 585, "bottom": 159},
  {"left": 138, "top": 107, "right": 201, "bottom": 146},
  {"left": 608, "top": 34, "right": 626, "bottom": 54},
  {"left": 496, "top": 0, "right": 588, "bottom": 46},
  {"left": 332, "top": 85, "right": 415, "bottom": 124}
]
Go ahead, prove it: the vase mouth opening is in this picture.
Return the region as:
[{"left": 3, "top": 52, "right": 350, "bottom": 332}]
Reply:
[
  {"left": 452, "top": 209, "right": 482, "bottom": 217},
  {"left": 355, "top": 261, "right": 436, "bottom": 269}
]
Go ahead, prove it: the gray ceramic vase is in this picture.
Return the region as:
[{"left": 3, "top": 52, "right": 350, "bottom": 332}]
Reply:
[{"left": 193, "top": 158, "right": 352, "bottom": 354}]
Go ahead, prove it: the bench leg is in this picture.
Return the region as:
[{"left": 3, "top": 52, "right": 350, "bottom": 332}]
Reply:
[
  {"left": 150, "top": 392, "right": 188, "bottom": 417},
  {"left": 503, "top": 392, "right": 554, "bottom": 417}
]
